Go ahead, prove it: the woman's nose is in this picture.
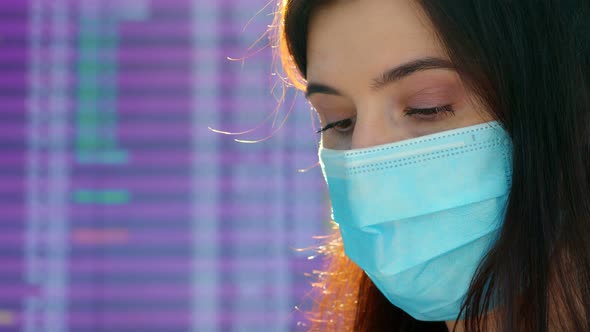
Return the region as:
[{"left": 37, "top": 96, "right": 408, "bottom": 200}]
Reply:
[{"left": 351, "top": 111, "right": 404, "bottom": 150}]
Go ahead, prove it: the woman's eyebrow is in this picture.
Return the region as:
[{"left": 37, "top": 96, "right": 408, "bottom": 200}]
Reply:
[
  {"left": 305, "top": 56, "right": 457, "bottom": 99},
  {"left": 305, "top": 83, "right": 341, "bottom": 99},
  {"left": 370, "top": 56, "right": 457, "bottom": 91}
]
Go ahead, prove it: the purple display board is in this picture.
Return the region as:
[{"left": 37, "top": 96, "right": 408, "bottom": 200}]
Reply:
[{"left": 0, "top": 0, "right": 330, "bottom": 331}]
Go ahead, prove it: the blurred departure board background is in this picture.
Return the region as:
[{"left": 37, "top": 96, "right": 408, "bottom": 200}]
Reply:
[{"left": 0, "top": 0, "right": 330, "bottom": 331}]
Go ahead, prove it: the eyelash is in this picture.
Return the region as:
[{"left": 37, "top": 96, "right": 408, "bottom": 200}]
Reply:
[{"left": 316, "top": 105, "right": 456, "bottom": 134}]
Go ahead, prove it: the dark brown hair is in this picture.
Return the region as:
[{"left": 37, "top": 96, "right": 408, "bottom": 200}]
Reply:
[{"left": 271, "top": 0, "right": 590, "bottom": 331}]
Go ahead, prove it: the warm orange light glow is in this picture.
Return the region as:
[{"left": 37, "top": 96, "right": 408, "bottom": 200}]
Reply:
[
  {"left": 0, "top": 311, "right": 14, "bottom": 326},
  {"left": 73, "top": 228, "right": 129, "bottom": 245}
]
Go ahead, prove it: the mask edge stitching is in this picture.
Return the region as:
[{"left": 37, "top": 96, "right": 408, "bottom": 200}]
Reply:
[
  {"left": 341, "top": 123, "right": 502, "bottom": 157},
  {"left": 347, "top": 141, "right": 504, "bottom": 175}
]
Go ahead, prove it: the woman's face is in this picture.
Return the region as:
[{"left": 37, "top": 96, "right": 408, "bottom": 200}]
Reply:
[{"left": 305, "top": 0, "right": 492, "bottom": 150}]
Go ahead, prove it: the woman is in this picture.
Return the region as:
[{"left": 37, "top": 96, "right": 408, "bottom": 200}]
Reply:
[{"left": 271, "top": 0, "right": 590, "bottom": 331}]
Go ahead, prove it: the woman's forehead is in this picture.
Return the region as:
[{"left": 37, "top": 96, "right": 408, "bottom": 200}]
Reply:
[{"left": 306, "top": 0, "right": 445, "bottom": 90}]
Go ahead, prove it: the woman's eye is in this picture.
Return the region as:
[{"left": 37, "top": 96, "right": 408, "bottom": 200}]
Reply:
[
  {"left": 317, "top": 117, "right": 355, "bottom": 134},
  {"left": 316, "top": 105, "right": 455, "bottom": 135},
  {"left": 332, "top": 118, "right": 354, "bottom": 132},
  {"left": 404, "top": 104, "right": 456, "bottom": 120}
]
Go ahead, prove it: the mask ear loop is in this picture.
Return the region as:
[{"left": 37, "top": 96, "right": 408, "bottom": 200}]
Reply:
[{"left": 297, "top": 161, "right": 320, "bottom": 173}]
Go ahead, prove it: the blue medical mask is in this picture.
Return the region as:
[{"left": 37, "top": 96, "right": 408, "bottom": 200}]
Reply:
[{"left": 318, "top": 121, "right": 512, "bottom": 321}]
